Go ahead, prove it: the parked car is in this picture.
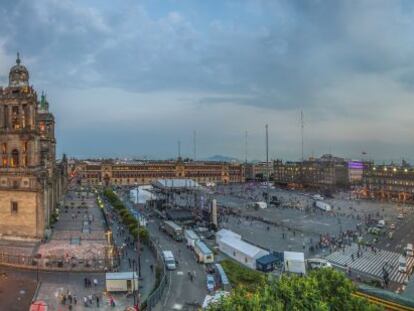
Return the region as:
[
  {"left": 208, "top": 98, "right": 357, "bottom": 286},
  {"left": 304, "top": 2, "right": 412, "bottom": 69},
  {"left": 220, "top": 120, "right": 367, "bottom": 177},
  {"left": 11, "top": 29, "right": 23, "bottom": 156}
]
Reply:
[
  {"left": 207, "top": 274, "right": 215, "bottom": 292},
  {"left": 307, "top": 258, "right": 332, "bottom": 270}
]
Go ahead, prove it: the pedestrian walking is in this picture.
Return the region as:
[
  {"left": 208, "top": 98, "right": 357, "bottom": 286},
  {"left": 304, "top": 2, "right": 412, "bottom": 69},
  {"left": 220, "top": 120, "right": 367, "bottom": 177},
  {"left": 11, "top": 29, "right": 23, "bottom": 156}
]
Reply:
[{"left": 96, "top": 296, "right": 100, "bottom": 307}]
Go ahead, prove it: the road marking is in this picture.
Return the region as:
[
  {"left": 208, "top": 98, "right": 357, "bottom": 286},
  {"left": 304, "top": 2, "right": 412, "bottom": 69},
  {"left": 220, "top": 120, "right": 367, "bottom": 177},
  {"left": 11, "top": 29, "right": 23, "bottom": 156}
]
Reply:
[{"left": 177, "top": 271, "right": 184, "bottom": 275}]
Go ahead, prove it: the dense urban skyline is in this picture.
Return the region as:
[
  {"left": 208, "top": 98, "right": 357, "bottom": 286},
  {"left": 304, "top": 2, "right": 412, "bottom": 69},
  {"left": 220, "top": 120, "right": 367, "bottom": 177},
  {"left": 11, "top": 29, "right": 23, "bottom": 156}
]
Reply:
[{"left": 1, "top": 1, "right": 414, "bottom": 162}]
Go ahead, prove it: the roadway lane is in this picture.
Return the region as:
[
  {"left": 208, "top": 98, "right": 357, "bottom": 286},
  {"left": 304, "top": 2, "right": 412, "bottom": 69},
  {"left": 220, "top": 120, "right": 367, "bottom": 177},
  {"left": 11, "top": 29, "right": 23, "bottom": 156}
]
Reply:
[
  {"left": 375, "top": 213, "right": 414, "bottom": 253},
  {"left": 120, "top": 193, "right": 208, "bottom": 311},
  {"left": 147, "top": 218, "right": 207, "bottom": 311}
]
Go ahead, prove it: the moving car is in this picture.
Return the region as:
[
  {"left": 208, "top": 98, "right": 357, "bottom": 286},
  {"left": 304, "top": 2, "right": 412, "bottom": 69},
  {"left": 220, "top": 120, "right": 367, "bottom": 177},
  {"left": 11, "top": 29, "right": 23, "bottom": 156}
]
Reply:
[
  {"left": 398, "top": 256, "right": 407, "bottom": 273},
  {"left": 389, "top": 223, "right": 396, "bottom": 230},
  {"left": 405, "top": 244, "right": 413, "bottom": 257},
  {"left": 377, "top": 220, "right": 385, "bottom": 228},
  {"left": 206, "top": 274, "right": 215, "bottom": 292},
  {"left": 312, "top": 194, "right": 324, "bottom": 201},
  {"left": 162, "top": 250, "right": 176, "bottom": 270},
  {"left": 398, "top": 213, "right": 404, "bottom": 220},
  {"left": 314, "top": 201, "right": 332, "bottom": 212}
]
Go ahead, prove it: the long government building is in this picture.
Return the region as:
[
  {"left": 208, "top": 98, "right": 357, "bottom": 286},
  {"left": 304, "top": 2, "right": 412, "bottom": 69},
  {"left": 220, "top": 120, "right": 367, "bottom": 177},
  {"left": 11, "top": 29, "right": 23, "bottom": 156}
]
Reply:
[{"left": 75, "top": 159, "right": 244, "bottom": 186}]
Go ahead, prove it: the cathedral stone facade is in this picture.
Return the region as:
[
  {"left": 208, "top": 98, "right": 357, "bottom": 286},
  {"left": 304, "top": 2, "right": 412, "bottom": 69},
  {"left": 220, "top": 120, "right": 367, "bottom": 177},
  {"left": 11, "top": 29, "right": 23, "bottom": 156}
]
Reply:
[{"left": 0, "top": 54, "right": 67, "bottom": 240}]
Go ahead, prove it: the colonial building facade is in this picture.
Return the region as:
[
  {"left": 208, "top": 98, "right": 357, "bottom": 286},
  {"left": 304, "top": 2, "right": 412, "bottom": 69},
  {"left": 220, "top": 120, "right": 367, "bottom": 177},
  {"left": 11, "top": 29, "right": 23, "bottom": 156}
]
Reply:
[
  {"left": 273, "top": 154, "right": 349, "bottom": 189},
  {"left": 359, "top": 163, "right": 414, "bottom": 203},
  {"left": 76, "top": 159, "right": 244, "bottom": 186},
  {"left": 0, "top": 54, "right": 67, "bottom": 239}
]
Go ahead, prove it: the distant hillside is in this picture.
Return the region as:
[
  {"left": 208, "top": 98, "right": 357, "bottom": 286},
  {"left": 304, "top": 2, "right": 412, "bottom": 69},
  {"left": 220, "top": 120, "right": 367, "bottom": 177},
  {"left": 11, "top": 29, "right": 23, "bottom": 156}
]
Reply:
[{"left": 204, "top": 155, "right": 241, "bottom": 162}]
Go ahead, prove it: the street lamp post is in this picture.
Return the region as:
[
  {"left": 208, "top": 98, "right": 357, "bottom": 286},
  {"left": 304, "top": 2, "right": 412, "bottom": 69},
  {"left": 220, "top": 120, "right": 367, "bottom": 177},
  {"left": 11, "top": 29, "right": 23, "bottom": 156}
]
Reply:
[
  {"left": 132, "top": 260, "right": 136, "bottom": 306},
  {"left": 36, "top": 260, "right": 39, "bottom": 282}
]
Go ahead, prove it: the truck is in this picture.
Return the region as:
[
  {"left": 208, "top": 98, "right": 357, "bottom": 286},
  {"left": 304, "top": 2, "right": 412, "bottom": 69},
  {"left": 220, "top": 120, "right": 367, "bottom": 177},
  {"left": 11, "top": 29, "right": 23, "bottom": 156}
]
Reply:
[
  {"left": 314, "top": 200, "right": 332, "bottom": 212},
  {"left": 105, "top": 272, "right": 139, "bottom": 292},
  {"left": 284, "top": 251, "right": 306, "bottom": 275},
  {"left": 194, "top": 240, "right": 214, "bottom": 263},
  {"left": 163, "top": 220, "right": 183, "bottom": 241},
  {"left": 184, "top": 229, "right": 200, "bottom": 248}
]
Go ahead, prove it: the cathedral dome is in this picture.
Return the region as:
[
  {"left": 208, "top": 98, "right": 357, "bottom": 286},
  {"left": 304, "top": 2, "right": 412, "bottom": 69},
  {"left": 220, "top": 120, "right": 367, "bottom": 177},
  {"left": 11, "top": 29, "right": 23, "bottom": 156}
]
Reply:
[{"left": 9, "top": 53, "right": 29, "bottom": 87}]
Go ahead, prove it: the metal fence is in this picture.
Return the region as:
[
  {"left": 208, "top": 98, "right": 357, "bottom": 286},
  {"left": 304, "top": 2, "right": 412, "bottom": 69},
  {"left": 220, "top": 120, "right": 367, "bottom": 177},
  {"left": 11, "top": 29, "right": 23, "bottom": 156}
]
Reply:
[
  {"left": 0, "top": 251, "right": 110, "bottom": 271},
  {"left": 141, "top": 238, "right": 169, "bottom": 311}
]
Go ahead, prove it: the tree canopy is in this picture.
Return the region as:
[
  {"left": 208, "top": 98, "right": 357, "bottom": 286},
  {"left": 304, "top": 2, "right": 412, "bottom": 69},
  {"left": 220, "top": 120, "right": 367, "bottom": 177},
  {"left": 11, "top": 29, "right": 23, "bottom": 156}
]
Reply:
[{"left": 207, "top": 268, "right": 382, "bottom": 311}]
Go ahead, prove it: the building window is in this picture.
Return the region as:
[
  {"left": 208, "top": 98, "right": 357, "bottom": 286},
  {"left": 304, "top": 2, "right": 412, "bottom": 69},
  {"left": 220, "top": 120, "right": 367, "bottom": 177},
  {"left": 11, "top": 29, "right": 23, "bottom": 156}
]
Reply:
[
  {"left": 11, "top": 149, "right": 19, "bottom": 167},
  {"left": 11, "top": 201, "right": 18, "bottom": 214},
  {"left": 12, "top": 106, "right": 20, "bottom": 129}
]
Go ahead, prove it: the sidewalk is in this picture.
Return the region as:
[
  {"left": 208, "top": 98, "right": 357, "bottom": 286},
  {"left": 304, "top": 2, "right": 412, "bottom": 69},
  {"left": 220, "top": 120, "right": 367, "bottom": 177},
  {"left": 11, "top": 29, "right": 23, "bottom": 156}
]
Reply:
[{"left": 104, "top": 197, "right": 157, "bottom": 304}]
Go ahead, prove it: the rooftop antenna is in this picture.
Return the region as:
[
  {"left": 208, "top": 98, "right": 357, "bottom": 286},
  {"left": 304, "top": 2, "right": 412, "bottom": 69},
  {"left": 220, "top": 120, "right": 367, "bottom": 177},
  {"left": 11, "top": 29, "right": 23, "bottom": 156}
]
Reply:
[
  {"left": 177, "top": 140, "right": 181, "bottom": 159},
  {"left": 193, "top": 130, "right": 197, "bottom": 161},
  {"left": 244, "top": 130, "right": 248, "bottom": 163},
  {"left": 265, "top": 124, "right": 270, "bottom": 206},
  {"left": 301, "top": 110, "right": 304, "bottom": 161}
]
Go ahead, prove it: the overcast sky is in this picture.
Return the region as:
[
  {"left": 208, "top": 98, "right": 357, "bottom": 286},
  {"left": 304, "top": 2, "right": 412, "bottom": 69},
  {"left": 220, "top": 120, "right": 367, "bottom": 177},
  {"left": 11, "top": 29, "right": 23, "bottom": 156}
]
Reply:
[{"left": 1, "top": 0, "right": 414, "bottom": 162}]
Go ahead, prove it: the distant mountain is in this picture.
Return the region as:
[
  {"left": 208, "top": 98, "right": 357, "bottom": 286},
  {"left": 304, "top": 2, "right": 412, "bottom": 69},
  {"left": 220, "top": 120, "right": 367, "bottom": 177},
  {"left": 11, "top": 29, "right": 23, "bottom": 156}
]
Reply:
[{"left": 203, "top": 155, "right": 241, "bottom": 162}]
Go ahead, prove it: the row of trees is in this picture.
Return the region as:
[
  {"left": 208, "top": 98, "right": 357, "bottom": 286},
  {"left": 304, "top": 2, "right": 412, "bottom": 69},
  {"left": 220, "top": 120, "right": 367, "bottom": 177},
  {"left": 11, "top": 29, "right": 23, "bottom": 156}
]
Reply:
[
  {"left": 103, "top": 188, "right": 149, "bottom": 243},
  {"left": 207, "top": 268, "right": 382, "bottom": 311}
]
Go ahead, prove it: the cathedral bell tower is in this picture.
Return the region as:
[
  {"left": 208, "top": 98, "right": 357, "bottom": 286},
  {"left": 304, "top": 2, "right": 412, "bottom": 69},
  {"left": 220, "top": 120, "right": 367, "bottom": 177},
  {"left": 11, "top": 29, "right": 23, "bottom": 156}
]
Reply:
[{"left": 0, "top": 53, "right": 58, "bottom": 239}]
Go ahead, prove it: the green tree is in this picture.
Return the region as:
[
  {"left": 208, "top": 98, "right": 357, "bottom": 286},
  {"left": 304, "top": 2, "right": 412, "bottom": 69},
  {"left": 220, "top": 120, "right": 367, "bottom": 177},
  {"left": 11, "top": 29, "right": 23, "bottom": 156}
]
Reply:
[{"left": 207, "top": 268, "right": 382, "bottom": 311}]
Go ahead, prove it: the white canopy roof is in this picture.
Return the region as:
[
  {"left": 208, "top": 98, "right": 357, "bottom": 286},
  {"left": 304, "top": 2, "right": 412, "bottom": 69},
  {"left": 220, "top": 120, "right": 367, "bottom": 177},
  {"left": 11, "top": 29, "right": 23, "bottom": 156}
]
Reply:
[
  {"left": 106, "top": 272, "right": 138, "bottom": 280},
  {"left": 220, "top": 236, "right": 268, "bottom": 258},
  {"left": 153, "top": 178, "right": 201, "bottom": 189}
]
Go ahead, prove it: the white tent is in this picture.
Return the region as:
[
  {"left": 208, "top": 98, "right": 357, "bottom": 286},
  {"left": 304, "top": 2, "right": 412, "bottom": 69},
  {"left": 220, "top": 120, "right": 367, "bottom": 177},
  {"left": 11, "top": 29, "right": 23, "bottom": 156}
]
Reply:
[
  {"left": 216, "top": 229, "right": 242, "bottom": 244},
  {"left": 218, "top": 235, "right": 269, "bottom": 269},
  {"left": 130, "top": 185, "right": 155, "bottom": 204}
]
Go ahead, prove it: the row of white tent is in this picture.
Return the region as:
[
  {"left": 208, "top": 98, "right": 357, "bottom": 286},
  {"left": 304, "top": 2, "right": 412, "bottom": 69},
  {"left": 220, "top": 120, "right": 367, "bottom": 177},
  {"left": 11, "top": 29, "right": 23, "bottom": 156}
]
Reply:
[
  {"left": 215, "top": 229, "right": 306, "bottom": 274},
  {"left": 216, "top": 229, "right": 269, "bottom": 269}
]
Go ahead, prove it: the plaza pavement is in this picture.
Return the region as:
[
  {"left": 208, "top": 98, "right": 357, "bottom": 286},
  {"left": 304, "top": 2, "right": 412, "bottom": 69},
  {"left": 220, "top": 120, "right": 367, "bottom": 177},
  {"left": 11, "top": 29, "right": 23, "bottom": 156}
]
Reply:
[{"left": 36, "top": 190, "right": 108, "bottom": 271}]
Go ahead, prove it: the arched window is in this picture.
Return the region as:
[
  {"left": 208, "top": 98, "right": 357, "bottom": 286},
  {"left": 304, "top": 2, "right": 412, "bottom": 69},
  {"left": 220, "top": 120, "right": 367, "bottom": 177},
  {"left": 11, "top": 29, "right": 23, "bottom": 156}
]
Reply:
[{"left": 11, "top": 149, "right": 19, "bottom": 167}]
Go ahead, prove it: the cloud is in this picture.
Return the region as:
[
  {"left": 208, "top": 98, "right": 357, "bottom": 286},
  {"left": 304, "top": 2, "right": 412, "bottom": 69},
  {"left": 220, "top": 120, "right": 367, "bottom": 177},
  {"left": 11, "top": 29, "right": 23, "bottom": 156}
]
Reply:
[{"left": 1, "top": 0, "right": 414, "bottom": 161}]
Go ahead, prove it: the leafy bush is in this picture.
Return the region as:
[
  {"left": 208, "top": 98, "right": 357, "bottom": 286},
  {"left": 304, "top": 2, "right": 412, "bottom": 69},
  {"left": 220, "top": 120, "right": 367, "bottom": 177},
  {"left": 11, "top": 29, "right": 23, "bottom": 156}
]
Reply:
[{"left": 208, "top": 268, "right": 383, "bottom": 311}]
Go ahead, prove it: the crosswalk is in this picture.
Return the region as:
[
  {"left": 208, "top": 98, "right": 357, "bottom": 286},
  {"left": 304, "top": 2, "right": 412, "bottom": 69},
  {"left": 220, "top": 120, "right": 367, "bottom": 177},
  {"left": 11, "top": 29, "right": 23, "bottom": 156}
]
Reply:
[{"left": 325, "top": 244, "right": 414, "bottom": 285}]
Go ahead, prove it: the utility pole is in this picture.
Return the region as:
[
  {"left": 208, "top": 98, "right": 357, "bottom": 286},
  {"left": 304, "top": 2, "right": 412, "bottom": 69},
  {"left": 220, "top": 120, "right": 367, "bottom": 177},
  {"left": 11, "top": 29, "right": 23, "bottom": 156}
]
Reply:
[
  {"left": 177, "top": 140, "right": 181, "bottom": 159},
  {"left": 244, "top": 130, "right": 248, "bottom": 164},
  {"left": 266, "top": 124, "right": 270, "bottom": 207},
  {"left": 193, "top": 130, "right": 197, "bottom": 161},
  {"left": 301, "top": 110, "right": 304, "bottom": 161}
]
